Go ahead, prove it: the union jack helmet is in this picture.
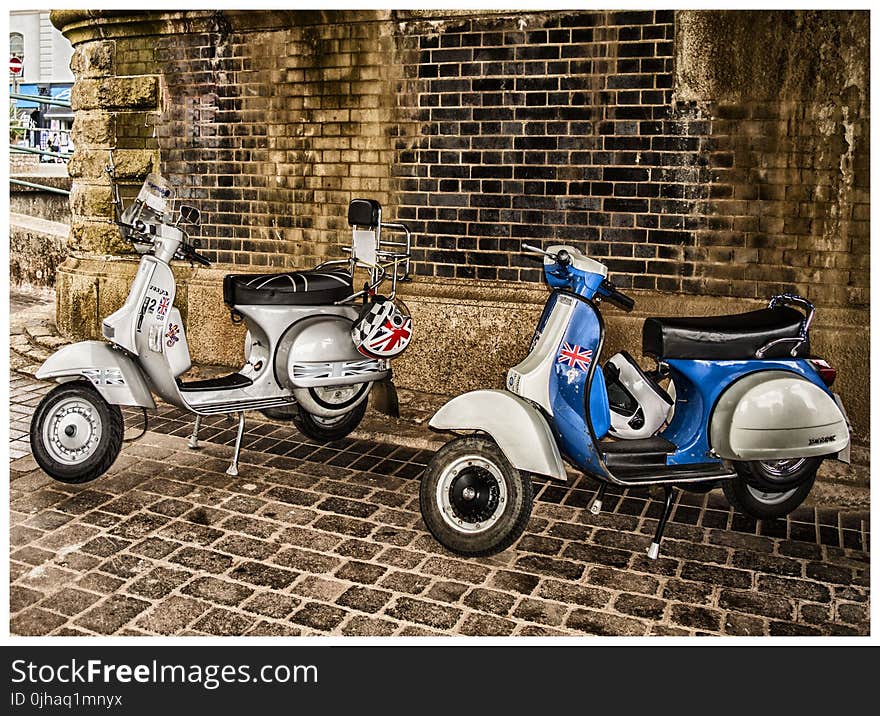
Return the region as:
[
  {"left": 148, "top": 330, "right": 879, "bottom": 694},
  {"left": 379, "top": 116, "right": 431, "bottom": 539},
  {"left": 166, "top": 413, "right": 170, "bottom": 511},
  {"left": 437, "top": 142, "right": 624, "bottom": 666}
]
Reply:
[{"left": 351, "top": 296, "right": 413, "bottom": 359}]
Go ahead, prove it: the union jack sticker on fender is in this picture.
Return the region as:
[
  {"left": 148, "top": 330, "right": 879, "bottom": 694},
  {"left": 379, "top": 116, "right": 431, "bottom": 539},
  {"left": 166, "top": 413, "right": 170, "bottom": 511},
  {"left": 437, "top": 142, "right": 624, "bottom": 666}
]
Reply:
[{"left": 557, "top": 341, "right": 592, "bottom": 371}]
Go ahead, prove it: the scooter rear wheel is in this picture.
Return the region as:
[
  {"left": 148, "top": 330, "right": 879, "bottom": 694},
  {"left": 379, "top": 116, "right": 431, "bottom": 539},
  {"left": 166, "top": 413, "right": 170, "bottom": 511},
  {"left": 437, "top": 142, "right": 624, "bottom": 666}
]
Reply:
[
  {"left": 419, "top": 435, "right": 533, "bottom": 557},
  {"left": 292, "top": 398, "right": 368, "bottom": 442},
  {"left": 30, "top": 381, "right": 124, "bottom": 484},
  {"left": 723, "top": 458, "right": 821, "bottom": 520}
]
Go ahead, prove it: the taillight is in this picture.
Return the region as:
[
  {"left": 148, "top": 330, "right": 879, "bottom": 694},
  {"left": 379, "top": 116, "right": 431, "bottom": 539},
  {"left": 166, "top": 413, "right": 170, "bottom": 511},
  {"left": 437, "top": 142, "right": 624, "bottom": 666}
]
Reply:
[{"left": 809, "top": 359, "right": 837, "bottom": 387}]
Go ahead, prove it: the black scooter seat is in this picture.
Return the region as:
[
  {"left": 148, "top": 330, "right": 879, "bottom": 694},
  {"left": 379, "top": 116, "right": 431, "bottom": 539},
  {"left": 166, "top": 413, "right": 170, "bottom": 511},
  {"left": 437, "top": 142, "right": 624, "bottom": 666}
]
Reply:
[
  {"left": 223, "top": 268, "right": 352, "bottom": 307},
  {"left": 642, "top": 306, "right": 808, "bottom": 360}
]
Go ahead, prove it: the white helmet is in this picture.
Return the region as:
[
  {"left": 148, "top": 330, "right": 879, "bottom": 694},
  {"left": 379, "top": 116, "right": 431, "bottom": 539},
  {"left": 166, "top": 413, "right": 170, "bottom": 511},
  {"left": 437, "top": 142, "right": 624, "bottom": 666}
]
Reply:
[
  {"left": 604, "top": 351, "right": 674, "bottom": 439},
  {"left": 351, "top": 296, "right": 413, "bottom": 359}
]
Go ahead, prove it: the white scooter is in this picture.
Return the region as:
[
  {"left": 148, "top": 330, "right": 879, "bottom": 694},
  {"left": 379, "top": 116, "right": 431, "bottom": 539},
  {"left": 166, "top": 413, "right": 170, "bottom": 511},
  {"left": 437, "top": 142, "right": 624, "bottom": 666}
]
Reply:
[{"left": 29, "top": 168, "right": 413, "bottom": 484}]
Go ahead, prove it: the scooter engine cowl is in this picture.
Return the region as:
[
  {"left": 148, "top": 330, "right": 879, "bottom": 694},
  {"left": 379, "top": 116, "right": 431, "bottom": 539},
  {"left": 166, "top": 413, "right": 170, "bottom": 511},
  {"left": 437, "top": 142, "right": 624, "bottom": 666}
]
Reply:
[
  {"left": 276, "top": 313, "right": 389, "bottom": 391},
  {"left": 711, "top": 372, "right": 850, "bottom": 461}
]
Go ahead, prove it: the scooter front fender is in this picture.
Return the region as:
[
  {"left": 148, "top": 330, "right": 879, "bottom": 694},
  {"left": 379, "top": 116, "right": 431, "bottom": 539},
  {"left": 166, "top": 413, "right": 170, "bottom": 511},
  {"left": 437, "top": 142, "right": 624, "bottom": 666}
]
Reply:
[
  {"left": 430, "top": 389, "right": 568, "bottom": 481},
  {"left": 35, "top": 341, "right": 156, "bottom": 409}
]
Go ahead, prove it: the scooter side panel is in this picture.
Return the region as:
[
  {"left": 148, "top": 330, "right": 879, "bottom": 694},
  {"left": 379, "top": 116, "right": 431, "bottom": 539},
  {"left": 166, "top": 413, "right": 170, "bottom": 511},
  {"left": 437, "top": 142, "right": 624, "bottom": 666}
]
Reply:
[
  {"left": 35, "top": 341, "right": 156, "bottom": 408},
  {"left": 274, "top": 310, "right": 389, "bottom": 390},
  {"left": 709, "top": 371, "right": 849, "bottom": 460},
  {"left": 430, "top": 389, "right": 568, "bottom": 481},
  {"left": 662, "top": 358, "right": 831, "bottom": 465}
]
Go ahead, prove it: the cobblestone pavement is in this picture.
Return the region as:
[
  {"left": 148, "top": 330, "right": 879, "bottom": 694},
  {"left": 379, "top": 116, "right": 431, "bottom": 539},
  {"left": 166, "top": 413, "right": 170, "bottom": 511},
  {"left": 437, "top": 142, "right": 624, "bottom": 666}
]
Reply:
[{"left": 9, "top": 368, "right": 870, "bottom": 637}]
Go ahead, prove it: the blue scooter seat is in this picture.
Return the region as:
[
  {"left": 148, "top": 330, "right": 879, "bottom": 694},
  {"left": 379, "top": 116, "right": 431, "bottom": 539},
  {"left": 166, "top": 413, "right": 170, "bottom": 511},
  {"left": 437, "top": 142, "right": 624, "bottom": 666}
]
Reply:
[{"left": 642, "top": 306, "right": 808, "bottom": 360}]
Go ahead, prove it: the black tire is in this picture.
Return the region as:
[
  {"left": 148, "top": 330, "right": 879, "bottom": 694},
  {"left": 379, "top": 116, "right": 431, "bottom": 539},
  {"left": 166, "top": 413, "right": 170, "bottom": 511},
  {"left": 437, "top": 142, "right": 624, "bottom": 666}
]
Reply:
[
  {"left": 419, "top": 435, "right": 534, "bottom": 557},
  {"left": 30, "top": 381, "right": 124, "bottom": 484},
  {"left": 260, "top": 405, "right": 299, "bottom": 421},
  {"left": 723, "top": 458, "right": 821, "bottom": 520},
  {"left": 292, "top": 398, "right": 368, "bottom": 442}
]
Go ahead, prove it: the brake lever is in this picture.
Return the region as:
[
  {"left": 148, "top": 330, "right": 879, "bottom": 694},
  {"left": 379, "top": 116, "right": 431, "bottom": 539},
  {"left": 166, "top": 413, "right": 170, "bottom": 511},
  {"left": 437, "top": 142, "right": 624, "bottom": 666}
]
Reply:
[{"left": 522, "top": 243, "right": 554, "bottom": 258}]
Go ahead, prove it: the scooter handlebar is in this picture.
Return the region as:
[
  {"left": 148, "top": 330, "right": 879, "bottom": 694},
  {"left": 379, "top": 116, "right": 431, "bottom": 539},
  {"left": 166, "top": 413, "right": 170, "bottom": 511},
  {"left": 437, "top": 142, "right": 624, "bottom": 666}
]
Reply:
[
  {"left": 522, "top": 243, "right": 571, "bottom": 266},
  {"left": 599, "top": 279, "right": 635, "bottom": 312},
  {"left": 181, "top": 244, "right": 212, "bottom": 267}
]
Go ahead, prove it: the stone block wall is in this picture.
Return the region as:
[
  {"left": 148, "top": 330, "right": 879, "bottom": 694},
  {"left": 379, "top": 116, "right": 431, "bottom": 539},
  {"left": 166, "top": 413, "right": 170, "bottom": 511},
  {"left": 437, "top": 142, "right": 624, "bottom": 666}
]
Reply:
[{"left": 51, "top": 9, "right": 870, "bottom": 445}]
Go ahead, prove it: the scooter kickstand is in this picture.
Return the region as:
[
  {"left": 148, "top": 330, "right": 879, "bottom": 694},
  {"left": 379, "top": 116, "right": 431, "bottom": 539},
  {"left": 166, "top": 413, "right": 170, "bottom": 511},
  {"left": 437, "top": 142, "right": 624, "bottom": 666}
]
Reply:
[
  {"left": 647, "top": 485, "right": 675, "bottom": 560},
  {"left": 226, "top": 412, "right": 245, "bottom": 477},
  {"left": 187, "top": 414, "right": 202, "bottom": 450},
  {"left": 589, "top": 483, "right": 607, "bottom": 515}
]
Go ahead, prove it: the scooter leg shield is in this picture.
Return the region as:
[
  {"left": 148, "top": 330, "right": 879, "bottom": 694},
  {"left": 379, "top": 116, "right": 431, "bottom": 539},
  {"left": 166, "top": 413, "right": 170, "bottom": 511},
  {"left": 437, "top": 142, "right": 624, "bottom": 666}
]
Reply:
[
  {"left": 35, "top": 341, "right": 156, "bottom": 409},
  {"left": 429, "top": 389, "right": 568, "bottom": 482}
]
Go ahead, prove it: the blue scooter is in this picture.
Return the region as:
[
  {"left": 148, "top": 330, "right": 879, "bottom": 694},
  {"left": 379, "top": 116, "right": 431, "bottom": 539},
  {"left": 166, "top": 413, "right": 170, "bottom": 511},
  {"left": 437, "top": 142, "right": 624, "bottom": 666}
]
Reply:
[{"left": 419, "top": 244, "right": 851, "bottom": 558}]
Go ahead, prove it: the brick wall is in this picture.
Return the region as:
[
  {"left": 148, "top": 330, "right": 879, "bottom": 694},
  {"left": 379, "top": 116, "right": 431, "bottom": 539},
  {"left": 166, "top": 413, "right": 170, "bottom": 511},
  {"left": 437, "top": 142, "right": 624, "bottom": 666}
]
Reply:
[
  {"left": 110, "top": 12, "right": 413, "bottom": 270},
  {"left": 76, "top": 9, "right": 867, "bottom": 309},
  {"left": 393, "top": 10, "right": 868, "bottom": 307}
]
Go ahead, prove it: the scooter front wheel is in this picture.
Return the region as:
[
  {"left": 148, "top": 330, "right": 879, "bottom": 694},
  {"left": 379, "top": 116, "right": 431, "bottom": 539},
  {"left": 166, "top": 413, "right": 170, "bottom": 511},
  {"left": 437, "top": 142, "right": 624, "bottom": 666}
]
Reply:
[
  {"left": 30, "top": 381, "right": 124, "bottom": 484},
  {"left": 419, "top": 435, "right": 533, "bottom": 557}
]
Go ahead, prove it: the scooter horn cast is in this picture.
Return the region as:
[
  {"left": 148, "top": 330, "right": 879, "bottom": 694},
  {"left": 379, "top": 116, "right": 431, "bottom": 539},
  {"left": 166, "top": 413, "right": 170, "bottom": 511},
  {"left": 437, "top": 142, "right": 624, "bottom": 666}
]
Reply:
[{"left": 419, "top": 243, "right": 850, "bottom": 558}]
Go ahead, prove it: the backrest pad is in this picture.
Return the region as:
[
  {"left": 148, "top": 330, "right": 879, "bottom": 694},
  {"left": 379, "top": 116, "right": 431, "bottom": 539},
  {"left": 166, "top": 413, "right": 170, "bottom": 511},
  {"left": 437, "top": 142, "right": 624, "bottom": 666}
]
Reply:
[{"left": 348, "top": 198, "right": 381, "bottom": 228}]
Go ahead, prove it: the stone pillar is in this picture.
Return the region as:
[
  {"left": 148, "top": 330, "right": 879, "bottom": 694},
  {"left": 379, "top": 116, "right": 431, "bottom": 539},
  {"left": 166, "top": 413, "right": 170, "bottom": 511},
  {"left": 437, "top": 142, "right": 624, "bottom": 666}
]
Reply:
[{"left": 51, "top": 12, "right": 167, "bottom": 337}]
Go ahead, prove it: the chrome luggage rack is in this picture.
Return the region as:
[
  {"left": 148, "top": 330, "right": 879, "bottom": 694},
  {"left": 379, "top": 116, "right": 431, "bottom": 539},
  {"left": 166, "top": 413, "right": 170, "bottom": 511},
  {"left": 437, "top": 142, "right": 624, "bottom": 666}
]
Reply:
[
  {"left": 755, "top": 293, "right": 815, "bottom": 358},
  {"left": 316, "top": 204, "right": 412, "bottom": 304}
]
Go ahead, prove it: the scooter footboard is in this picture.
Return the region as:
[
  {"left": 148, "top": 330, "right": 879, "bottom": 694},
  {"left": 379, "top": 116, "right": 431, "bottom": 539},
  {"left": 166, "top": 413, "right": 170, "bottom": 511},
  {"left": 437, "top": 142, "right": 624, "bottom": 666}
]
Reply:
[
  {"left": 429, "top": 389, "right": 568, "bottom": 481},
  {"left": 35, "top": 341, "right": 156, "bottom": 409}
]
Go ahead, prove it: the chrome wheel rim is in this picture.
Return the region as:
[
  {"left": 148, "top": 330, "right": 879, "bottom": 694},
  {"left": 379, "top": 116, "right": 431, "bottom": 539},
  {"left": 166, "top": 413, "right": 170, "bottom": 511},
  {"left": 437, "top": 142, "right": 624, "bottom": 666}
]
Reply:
[
  {"left": 759, "top": 457, "right": 807, "bottom": 477},
  {"left": 436, "top": 454, "right": 508, "bottom": 534},
  {"left": 41, "top": 396, "right": 102, "bottom": 465},
  {"left": 747, "top": 458, "right": 805, "bottom": 504},
  {"left": 313, "top": 384, "right": 361, "bottom": 406}
]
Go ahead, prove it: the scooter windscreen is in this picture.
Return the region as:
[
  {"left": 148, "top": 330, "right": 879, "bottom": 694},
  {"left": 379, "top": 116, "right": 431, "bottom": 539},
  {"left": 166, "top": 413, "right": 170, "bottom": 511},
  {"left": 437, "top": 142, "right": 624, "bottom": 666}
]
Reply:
[
  {"left": 118, "top": 173, "right": 176, "bottom": 252},
  {"left": 604, "top": 351, "right": 674, "bottom": 439}
]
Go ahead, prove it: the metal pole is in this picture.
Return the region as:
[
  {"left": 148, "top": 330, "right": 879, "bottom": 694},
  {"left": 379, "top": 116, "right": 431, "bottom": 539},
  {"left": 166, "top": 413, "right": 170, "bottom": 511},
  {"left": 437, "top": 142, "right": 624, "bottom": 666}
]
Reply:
[
  {"left": 10, "top": 145, "right": 68, "bottom": 160},
  {"left": 9, "top": 179, "right": 70, "bottom": 196},
  {"left": 10, "top": 92, "right": 71, "bottom": 107}
]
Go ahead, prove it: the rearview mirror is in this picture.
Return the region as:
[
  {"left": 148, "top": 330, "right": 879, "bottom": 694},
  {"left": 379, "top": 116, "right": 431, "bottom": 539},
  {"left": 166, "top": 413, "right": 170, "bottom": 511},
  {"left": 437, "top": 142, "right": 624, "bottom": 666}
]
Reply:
[{"left": 179, "top": 204, "right": 201, "bottom": 226}]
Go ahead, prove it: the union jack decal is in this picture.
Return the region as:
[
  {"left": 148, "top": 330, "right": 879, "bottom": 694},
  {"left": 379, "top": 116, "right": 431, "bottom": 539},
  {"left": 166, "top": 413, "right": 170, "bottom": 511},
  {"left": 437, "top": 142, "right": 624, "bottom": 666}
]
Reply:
[
  {"left": 157, "top": 296, "right": 170, "bottom": 317},
  {"left": 557, "top": 341, "right": 592, "bottom": 371}
]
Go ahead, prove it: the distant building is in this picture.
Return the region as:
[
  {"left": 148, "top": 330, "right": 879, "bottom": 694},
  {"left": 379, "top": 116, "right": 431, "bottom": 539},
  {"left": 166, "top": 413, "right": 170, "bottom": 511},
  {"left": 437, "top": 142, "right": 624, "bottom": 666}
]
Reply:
[{"left": 10, "top": 9, "right": 75, "bottom": 151}]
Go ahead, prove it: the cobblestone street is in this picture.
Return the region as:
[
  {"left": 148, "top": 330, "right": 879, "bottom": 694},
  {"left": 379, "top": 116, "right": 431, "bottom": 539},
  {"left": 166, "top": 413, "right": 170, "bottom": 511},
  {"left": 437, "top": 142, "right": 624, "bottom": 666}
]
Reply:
[{"left": 9, "top": 367, "right": 870, "bottom": 636}]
